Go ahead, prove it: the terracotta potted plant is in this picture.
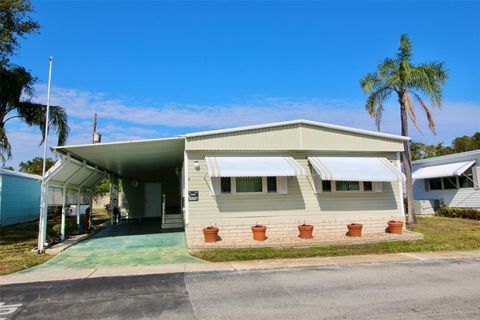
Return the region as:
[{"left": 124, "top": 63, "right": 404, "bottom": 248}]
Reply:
[
  {"left": 202, "top": 226, "right": 219, "bottom": 242},
  {"left": 387, "top": 220, "right": 404, "bottom": 234},
  {"left": 298, "top": 223, "right": 314, "bottom": 239},
  {"left": 347, "top": 223, "right": 363, "bottom": 237},
  {"left": 251, "top": 224, "right": 267, "bottom": 241}
]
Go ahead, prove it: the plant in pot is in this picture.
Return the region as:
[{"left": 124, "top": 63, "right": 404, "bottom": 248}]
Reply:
[
  {"left": 387, "top": 220, "right": 404, "bottom": 234},
  {"left": 347, "top": 223, "right": 363, "bottom": 237},
  {"left": 251, "top": 224, "right": 267, "bottom": 241},
  {"left": 202, "top": 225, "right": 219, "bottom": 242},
  {"left": 298, "top": 221, "right": 314, "bottom": 239}
]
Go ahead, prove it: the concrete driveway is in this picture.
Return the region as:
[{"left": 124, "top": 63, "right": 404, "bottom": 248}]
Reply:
[{"left": 25, "top": 219, "right": 201, "bottom": 271}]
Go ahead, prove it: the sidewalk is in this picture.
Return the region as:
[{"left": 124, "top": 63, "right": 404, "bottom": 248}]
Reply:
[{"left": 2, "top": 250, "right": 480, "bottom": 285}]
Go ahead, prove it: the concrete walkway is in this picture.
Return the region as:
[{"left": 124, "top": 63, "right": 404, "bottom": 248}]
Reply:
[{"left": 2, "top": 250, "right": 480, "bottom": 285}]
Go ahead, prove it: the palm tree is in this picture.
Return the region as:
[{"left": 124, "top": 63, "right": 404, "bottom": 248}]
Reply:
[
  {"left": 360, "top": 34, "right": 447, "bottom": 224},
  {"left": 0, "top": 65, "right": 69, "bottom": 161}
]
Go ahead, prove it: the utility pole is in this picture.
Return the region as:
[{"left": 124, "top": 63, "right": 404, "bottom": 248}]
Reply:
[{"left": 92, "top": 112, "right": 97, "bottom": 144}]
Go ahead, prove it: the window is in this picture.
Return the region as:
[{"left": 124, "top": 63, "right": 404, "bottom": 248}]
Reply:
[
  {"left": 442, "top": 177, "right": 458, "bottom": 189},
  {"left": 214, "top": 176, "right": 287, "bottom": 195},
  {"left": 221, "top": 177, "right": 231, "bottom": 193},
  {"left": 267, "top": 177, "right": 277, "bottom": 193},
  {"left": 236, "top": 177, "right": 263, "bottom": 193},
  {"left": 336, "top": 181, "right": 360, "bottom": 191},
  {"left": 322, "top": 180, "right": 332, "bottom": 192},
  {"left": 429, "top": 178, "right": 443, "bottom": 190},
  {"left": 459, "top": 168, "right": 474, "bottom": 188},
  {"left": 363, "top": 181, "right": 373, "bottom": 192}
]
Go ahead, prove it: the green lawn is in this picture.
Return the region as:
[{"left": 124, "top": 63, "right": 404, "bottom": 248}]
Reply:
[
  {"left": 191, "top": 217, "right": 480, "bottom": 262},
  {"left": 0, "top": 209, "right": 109, "bottom": 275}
]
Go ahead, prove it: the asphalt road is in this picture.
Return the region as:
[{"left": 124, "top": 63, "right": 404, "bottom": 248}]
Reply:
[{"left": 1, "top": 259, "right": 480, "bottom": 320}]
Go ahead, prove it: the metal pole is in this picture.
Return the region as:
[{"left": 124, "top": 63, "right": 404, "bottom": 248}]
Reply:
[
  {"left": 92, "top": 112, "right": 97, "bottom": 144},
  {"left": 38, "top": 56, "right": 53, "bottom": 254},
  {"left": 60, "top": 185, "right": 66, "bottom": 241}
]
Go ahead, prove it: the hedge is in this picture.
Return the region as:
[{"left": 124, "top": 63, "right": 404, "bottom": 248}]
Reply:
[{"left": 435, "top": 207, "right": 480, "bottom": 220}]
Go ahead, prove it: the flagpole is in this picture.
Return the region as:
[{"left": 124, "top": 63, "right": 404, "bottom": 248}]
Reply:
[{"left": 38, "top": 56, "right": 53, "bottom": 253}]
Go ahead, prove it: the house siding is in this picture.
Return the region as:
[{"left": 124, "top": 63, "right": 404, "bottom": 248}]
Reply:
[
  {"left": 186, "top": 123, "right": 404, "bottom": 152},
  {"left": 413, "top": 152, "right": 480, "bottom": 209},
  {"left": 0, "top": 175, "right": 41, "bottom": 226},
  {"left": 185, "top": 150, "right": 404, "bottom": 243}
]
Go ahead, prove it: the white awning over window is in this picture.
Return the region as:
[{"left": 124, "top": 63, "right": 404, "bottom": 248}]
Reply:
[
  {"left": 205, "top": 156, "right": 306, "bottom": 177},
  {"left": 308, "top": 157, "right": 404, "bottom": 182},
  {"left": 412, "top": 160, "right": 475, "bottom": 180}
]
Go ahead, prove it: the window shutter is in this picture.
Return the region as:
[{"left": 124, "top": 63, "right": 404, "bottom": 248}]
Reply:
[
  {"left": 424, "top": 179, "right": 430, "bottom": 192},
  {"left": 373, "top": 182, "right": 383, "bottom": 192},
  {"left": 277, "top": 177, "right": 288, "bottom": 194},
  {"left": 211, "top": 177, "right": 221, "bottom": 195}
]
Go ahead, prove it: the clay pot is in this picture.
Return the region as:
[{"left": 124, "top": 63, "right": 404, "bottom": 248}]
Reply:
[
  {"left": 387, "top": 220, "right": 404, "bottom": 234},
  {"left": 298, "top": 224, "right": 314, "bottom": 239},
  {"left": 202, "top": 227, "right": 219, "bottom": 242},
  {"left": 251, "top": 225, "right": 267, "bottom": 241},
  {"left": 347, "top": 223, "right": 363, "bottom": 237}
]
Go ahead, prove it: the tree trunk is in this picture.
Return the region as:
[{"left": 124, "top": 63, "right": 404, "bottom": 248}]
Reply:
[{"left": 400, "top": 98, "right": 417, "bottom": 224}]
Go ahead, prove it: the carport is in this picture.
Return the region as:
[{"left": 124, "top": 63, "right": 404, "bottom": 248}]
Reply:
[{"left": 38, "top": 137, "right": 186, "bottom": 253}]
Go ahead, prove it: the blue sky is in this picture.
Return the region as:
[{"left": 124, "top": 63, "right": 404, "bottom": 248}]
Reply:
[{"left": 7, "top": 1, "right": 480, "bottom": 168}]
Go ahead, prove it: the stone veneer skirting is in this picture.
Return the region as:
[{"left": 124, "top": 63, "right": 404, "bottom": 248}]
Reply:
[{"left": 185, "top": 216, "right": 406, "bottom": 248}]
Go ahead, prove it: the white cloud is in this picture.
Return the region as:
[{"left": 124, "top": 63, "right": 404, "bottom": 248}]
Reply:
[{"left": 6, "top": 85, "right": 479, "bottom": 169}]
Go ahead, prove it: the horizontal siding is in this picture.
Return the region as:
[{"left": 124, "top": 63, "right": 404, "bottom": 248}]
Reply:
[
  {"left": 0, "top": 175, "right": 41, "bottom": 226},
  {"left": 186, "top": 123, "right": 404, "bottom": 152},
  {"left": 187, "top": 151, "right": 403, "bottom": 224},
  {"left": 413, "top": 154, "right": 480, "bottom": 209}
]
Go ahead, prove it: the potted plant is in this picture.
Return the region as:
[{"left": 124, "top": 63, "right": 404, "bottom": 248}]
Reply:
[
  {"left": 251, "top": 224, "right": 267, "bottom": 241},
  {"left": 298, "top": 223, "right": 314, "bottom": 239},
  {"left": 347, "top": 223, "right": 363, "bottom": 237},
  {"left": 202, "top": 226, "right": 219, "bottom": 242},
  {"left": 387, "top": 220, "right": 404, "bottom": 234}
]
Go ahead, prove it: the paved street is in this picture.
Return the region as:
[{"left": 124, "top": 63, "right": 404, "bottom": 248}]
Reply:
[{"left": 1, "top": 258, "right": 480, "bottom": 320}]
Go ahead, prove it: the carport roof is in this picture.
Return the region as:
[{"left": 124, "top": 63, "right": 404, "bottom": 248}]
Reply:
[{"left": 54, "top": 137, "right": 185, "bottom": 178}]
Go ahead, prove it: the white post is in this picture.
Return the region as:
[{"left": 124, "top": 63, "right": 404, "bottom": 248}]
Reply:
[
  {"left": 76, "top": 188, "right": 81, "bottom": 227},
  {"left": 37, "top": 56, "right": 53, "bottom": 254},
  {"left": 183, "top": 151, "right": 189, "bottom": 225},
  {"left": 60, "top": 185, "right": 67, "bottom": 241}
]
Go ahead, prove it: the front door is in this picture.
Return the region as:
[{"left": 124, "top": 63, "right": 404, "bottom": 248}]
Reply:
[{"left": 145, "top": 182, "right": 162, "bottom": 218}]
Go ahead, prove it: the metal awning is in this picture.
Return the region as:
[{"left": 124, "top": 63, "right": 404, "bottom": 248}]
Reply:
[
  {"left": 308, "top": 157, "right": 404, "bottom": 182},
  {"left": 45, "top": 156, "right": 106, "bottom": 190},
  {"left": 412, "top": 160, "right": 476, "bottom": 180},
  {"left": 205, "top": 156, "right": 306, "bottom": 177}
]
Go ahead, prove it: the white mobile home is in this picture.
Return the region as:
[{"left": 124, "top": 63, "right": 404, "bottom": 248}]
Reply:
[
  {"left": 38, "top": 120, "right": 408, "bottom": 248},
  {"left": 412, "top": 149, "right": 480, "bottom": 210}
]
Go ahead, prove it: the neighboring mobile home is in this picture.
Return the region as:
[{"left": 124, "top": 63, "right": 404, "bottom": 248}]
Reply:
[
  {"left": 412, "top": 149, "right": 480, "bottom": 210},
  {"left": 39, "top": 120, "right": 408, "bottom": 248},
  {"left": 0, "top": 169, "right": 41, "bottom": 226}
]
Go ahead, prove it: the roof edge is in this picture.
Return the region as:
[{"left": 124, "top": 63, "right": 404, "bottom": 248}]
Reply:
[
  {"left": 185, "top": 119, "right": 410, "bottom": 141},
  {"left": 53, "top": 136, "right": 185, "bottom": 150},
  {"left": 413, "top": 149, "right": 480, "bottom": 165},
  {"left": 0, "top": 169, "right": 42, "bottom": 180}
]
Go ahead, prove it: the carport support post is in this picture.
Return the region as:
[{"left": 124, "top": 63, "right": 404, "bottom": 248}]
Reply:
[
  {"left": 110, "top": 175, "right": 119, "bottom": 225},
  {"left": 60, "top": 185, "right": 67, "bottom": 241},
  {"left": 77, "top": 188, "right": 81, "bottom": 227}
]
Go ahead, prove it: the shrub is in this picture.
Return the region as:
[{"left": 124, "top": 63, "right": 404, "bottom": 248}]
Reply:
[{"left": 435, "top": 207, "right": 480, "bottom": 220}]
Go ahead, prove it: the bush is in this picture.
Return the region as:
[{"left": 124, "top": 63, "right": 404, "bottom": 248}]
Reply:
[{"left": 435, "top": 207, "right": 480, "bottom": 220}]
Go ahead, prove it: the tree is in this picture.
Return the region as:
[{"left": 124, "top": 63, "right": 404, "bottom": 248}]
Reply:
[
  {"left": 360, "top": 34, "right": 448, "bottom": 224},
  {"left": 1, "top": 164, "right": 14, "bottom": 170},
  {"left": 0, "top": 0, "right": 40, "bottom": 66},
  {"left": 0, "top": 65, "right": 70, "bottom": 161},
  {"left": 19, "top": 156, "right": 56, "bottom": 175}
]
